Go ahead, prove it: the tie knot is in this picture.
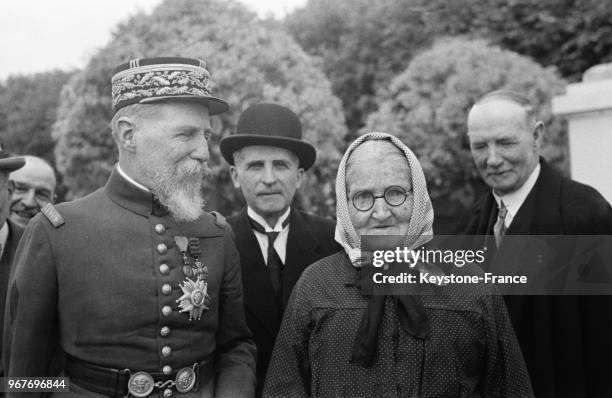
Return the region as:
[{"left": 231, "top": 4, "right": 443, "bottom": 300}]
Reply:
[
  {"left": 267, "top": 231, "right": 280, "bottom": 244},
  {"left": 498, "top": 201, "right": 508, "bottom": 220}
]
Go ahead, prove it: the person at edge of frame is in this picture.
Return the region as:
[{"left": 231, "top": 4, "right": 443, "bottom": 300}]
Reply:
[
  {"left": 4, "top": 57, "right": 256, "bottom": 398},
  {"left": 463, "top": 89, "right": 612, "bottom": 398}
]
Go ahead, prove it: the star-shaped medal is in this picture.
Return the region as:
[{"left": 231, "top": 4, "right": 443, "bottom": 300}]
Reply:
[{"left": 176, "top": 277, "right": 211, "bottom": 321}]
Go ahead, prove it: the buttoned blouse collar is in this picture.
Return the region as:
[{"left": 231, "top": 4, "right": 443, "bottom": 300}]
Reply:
[{"left": 493, "top": 162, "right": 541, "bottom": 228}]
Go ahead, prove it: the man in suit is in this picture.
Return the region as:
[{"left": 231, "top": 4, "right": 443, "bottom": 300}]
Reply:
[
  {"left": 220, "top": 103, "right": 340, "bottom": 395},
  {"left": 8, "top": 155, "right": 57, "bottom": 228},
  {"left": 6, "top": 57, "right": 256, "bottom": 397},
  {"left": 464, "top": 90, "right": 612, "bottom": 397},
  {"left": 0, "top": 147, "right": 24, "bottom": 378}
]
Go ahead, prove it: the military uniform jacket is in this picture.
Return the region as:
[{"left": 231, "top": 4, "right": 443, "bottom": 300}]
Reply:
[
  {"left": 0, "top": 220, "right": 22, "bottom": 376},
  {"left": 228, "top": 208, "right": 340, "bottom": 395},
  {"left": 463, "top": 159, "right": 612, "bottom": 398},
  {"left": 5, "top": 169, "right": 256, "bottom": 397}
]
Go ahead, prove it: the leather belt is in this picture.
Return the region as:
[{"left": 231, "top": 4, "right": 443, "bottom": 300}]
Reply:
[{"left": 65, "top": 355, "right": 212, "bottom": 397}]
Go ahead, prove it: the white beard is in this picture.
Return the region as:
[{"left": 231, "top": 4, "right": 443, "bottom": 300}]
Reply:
[{"left": 143, "top": 159, "right": 208, "bottom": 222}]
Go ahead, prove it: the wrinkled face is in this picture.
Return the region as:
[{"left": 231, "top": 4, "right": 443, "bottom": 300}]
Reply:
[
  {"left": 134, "top": 101, "right": 212, "bottom": 221},
  {"left": 467, "top": 99, "right": 541, "bottom": 196},
  {"left": 346, "top": 141, "right": 413, "bottom": 238},
  {"left": 0, "top": 173, "right": 12, "bottom": 227},
  {"left": 230, "top": 145, "right": 303, "bottom": 225},
  {"left": 8, "top": 157, "right": 56, "bottom": 228}
]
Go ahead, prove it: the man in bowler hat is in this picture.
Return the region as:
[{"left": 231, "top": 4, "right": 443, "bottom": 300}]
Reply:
[
  {"left": 0, "top": 146, "right": 24, "bottom": 378},
  {"left": 220, "top": 103, "right": 340, "bottom": 395},
  {"left": 6, "top": 57, "right": 256, "bottom": 397}
]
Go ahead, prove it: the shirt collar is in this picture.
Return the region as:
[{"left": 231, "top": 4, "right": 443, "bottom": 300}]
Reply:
[
  {"left": 0, "top": 222, "right": 8, "bottom": 245},
  {"left": 117, "top": 163, "right": 150, "bottom": 193},
  {"left": 247, "top": 206, "right": 290, "bottom": 232},
  {"left": 493, "top": 162, "right": 540, "bottom": 226}
]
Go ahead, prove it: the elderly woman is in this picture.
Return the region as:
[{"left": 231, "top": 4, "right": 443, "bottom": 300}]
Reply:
[{"left": 263, "top": 132, "right": 532, "bottom": 397}]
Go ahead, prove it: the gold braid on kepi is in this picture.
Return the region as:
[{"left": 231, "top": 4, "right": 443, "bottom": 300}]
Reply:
[
  {"left": 111, "top": 56, "right": 229, "bottom": 115},
  {"left": 334, "top": 132, "right": 434, "bottom": 266}
]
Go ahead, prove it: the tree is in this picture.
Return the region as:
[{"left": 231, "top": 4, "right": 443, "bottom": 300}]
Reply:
[
  {"left": 0, "top": 70, "right": 74, "bottom": 160},
  {"left": 362, "top": 38, "right": 567, "bottom": 233},
  {"left": 424, "top": 0, "right": 612, "bottom": 82},
  {"left": 52, "top": 0, "right": 346, "bottom": 217},
  {"left": 285, "top": 0, "right": 433, "bottom": 136},
  {"left": 286, "top": 0, "right": 612, "bottom": 139}
]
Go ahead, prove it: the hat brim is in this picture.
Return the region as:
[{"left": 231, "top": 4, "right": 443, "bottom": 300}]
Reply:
[
  {"left": 0, "top": 156, "right": 25, "bottom": 172},
  {"left": 220, "top": 135, "right": 316, "bottom": 170},
  {"left": 140, "top": 95, "right": 229, "bottom": 116}
]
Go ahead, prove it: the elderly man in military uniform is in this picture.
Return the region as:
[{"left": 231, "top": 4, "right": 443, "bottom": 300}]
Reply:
[{"left": 5, "top": 57, "right": 256, "bottom": 398}]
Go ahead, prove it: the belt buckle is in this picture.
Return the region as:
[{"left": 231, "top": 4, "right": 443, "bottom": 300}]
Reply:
[
  {"left": 175, "top": 366, "right": 196, "bottom": 393},
  {"left": 128, "top": 371, "right": 155, "bottom": 397}
]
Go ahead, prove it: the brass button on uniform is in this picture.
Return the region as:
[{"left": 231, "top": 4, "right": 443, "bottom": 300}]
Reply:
[
  {"left": 161, "top": 346, "right": 172, "bottom": 357},
  {"left": 159, "top": 264, "right": 170, "bottom": 275},
  {"left": 163, "top": 388, "right": 173, "bottom": 398},
  {"left": 162, "top": 306, "right": 172, "bottom": 317},
  {"left": 155, "top": 224, "right": 166, "bottom": 234},
  {"left": 162, "top": 365, "right": 173, "bottom": 375},
  {"left": 157, "top": 243, "right": 168, "bottom": 254},
  {"left": 162, "top": 284, "right": 172, "bottom": 295},
  {"left": 160, "top": 326, "right": 170, "bottom": 337}
]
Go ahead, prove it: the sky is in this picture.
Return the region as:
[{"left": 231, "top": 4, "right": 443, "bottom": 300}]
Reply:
[{"left": 0, "top": 0, "right": 307, "bottom": 80}]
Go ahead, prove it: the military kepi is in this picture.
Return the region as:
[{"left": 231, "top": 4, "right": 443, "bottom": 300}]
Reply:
[
  {"left": 220, "top": 103, "right": 316, "bottom": 170},
  {"left": 111, "top": 56, "right": 229, "bottom": 115},
  {"left": 0, "top": 144, "right": 24, "bottom": 171}
]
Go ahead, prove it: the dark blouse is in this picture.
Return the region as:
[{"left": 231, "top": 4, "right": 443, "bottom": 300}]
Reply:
[{"left": 264, "top": 251, "right": 533, "bottom": 397}]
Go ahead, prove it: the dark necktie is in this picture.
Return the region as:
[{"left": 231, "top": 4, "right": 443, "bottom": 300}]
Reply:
[
  {"left": 248, "top": 216, "right": 289, "bottom": 297},
  {"left": 494, "top": 201, "right": 508, "bottom": 248}
]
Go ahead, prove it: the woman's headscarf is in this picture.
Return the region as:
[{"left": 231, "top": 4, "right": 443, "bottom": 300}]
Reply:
[
  {"left": 334, "top": 132, "right": 434, "bottom": 367},
  {"left": 334, "top": 132, "right": 434, "bottom": 266}
]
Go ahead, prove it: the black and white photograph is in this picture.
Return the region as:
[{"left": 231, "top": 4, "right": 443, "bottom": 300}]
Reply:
[{"left": 1, "top": 0, "right": 612, "bottom": 397}]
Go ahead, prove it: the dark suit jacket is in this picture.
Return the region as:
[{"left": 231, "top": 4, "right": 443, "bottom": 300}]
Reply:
[
  {"left": 0, "top": 221, "right": 22, "bottom": 376},
  {"left": 228, "top": 208, "right": 340, "bottom": 396},
  {"left": 464, "top": 159, "right": 612, "bottom": 398}
]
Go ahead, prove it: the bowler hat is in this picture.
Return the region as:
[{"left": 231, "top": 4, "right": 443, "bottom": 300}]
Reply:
[
  {"left": 111, "top": 57, "right": 229, "bottom": 115},
  {"left": 0, "top": 144, "right": 24, "bottom": 172},
  {"left": 220, "top": 103, "right": 316, "bottom": 170}
]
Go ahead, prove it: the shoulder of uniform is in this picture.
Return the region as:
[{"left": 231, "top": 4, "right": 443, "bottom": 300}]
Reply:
[
  {"left": 40, "top": 203, "right": 65, "bottom": 228},
  {"left": 208, "top": 210, "right": 227, "bottom": 229}
]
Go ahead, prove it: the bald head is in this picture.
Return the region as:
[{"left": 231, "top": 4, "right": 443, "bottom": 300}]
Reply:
[
  {"left": 467, "top": 94, "right": 543, "bottom": 196},
  {"left": 9, "top": 156, "right": 57, "bottom": 228}
]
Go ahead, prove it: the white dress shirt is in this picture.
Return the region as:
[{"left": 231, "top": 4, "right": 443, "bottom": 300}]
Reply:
[
  {"left": 247, "top": 206, "right": 290, "bottom": 265},
  {"left": 493, "top": 163, "right": 541, "bottom": 228}
]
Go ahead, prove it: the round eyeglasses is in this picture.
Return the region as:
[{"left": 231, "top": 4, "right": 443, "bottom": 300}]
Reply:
[{"left": 351, "top": 186, "right": 410, "bottom": 212}]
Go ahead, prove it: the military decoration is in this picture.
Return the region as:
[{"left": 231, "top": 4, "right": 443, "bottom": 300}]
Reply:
[{"left": 174, "top": 236, "right": 211, "bottom": 321}]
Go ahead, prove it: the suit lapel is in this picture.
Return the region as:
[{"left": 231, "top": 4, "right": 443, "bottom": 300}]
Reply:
[
  {"left": 232, "top": 209, "right": 280, "bottom": 335},
  {"left": 507, "top": 160, "right": 563, "bottom": 235},
  {"left": 283, "top": 209, "right": 321, "bottom": 306}
]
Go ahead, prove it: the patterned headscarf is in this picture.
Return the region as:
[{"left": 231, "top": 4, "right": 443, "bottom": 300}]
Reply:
[{"left": 335, "top": 132, "right": 434, "bottom": 266}]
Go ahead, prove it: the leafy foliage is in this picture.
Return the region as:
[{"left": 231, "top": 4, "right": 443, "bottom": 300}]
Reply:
[
  {"left": 0, "top": 70, "right": 74, "bottom": 160},
  {"left": 285, "top": 0, "right": 432, "bottom": 136},
  {"left": 52, "top": 0, "right": 346, "bottom": 217},
  {"left": 362, "top": 38, "right": 567, "bottom": 232},
  {"left": 286, "top": 0, "right": 612, "bottom": 137}
]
